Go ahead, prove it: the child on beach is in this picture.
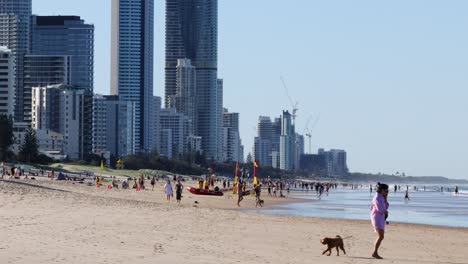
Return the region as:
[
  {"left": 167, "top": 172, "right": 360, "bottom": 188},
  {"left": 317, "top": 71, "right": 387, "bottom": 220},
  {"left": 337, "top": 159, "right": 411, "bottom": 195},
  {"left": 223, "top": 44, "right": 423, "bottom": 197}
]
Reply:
[
  {"left": 370, "top": 182, "right": 389, "bottom": 259},
  {"left": 164, "top": 180, "right": 173, "bottom": 201}
]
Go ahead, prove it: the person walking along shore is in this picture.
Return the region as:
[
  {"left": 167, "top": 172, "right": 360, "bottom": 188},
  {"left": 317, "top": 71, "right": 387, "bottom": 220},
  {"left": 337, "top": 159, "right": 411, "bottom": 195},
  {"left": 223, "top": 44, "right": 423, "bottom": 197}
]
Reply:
[{"left": 370, "top": 182, "right": 389, "bottom": 259}]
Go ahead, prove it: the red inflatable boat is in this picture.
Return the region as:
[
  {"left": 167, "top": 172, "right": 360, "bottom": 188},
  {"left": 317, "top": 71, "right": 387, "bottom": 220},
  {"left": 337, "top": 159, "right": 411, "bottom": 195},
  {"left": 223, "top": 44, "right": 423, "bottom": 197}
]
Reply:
[{"left": 186, "top": 186, "right": 224, "bottom": 196}]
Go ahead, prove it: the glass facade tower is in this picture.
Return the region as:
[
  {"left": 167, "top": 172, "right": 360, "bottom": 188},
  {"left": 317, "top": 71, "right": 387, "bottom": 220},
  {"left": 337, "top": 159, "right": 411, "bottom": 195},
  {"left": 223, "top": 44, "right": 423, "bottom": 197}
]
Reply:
[
  {"left": 0, "top": 0, "right": 32, "bottom": 121},
  {"left": 31, "top": 16, "right": 94, "bottom": 156},
  {"left": 165, "top": 0, "right": 221, "bottom": 161},
  {"left": 111, "top": 0, "right": 154, "bottom": 154}
]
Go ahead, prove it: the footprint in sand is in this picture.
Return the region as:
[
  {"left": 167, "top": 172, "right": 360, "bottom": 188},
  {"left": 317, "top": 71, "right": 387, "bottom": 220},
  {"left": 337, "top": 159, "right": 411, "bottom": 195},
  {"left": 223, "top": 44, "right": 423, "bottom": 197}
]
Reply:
[{"left": 153, "top": 243, "right": 166, "bottom": 254}]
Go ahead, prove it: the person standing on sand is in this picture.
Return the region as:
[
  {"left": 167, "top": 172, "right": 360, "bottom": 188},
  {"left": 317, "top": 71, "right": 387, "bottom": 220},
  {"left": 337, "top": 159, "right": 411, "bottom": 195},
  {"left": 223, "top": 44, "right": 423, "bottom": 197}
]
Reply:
[
  {"left": 164, "top": 180, "right": 173, "bottom": 201},
  {"left": 204, "top": 177, "right": 209, "bottom": 190},
  {"left": 151, "top": 176, "right": 156, "bottom": 191},
  {"left": 237, "top": 179, "right": 243, "bottom": 207},
  {"left": 370, "top": 182, "right": 389, "bottom": 259},
  {"left": 175, "top": 180, "right": 183, "bottom": 204}
]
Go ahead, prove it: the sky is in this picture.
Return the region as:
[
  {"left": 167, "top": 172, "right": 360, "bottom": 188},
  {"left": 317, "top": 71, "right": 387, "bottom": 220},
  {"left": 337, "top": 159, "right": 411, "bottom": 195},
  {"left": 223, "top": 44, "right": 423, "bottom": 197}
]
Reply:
[{"left": 34, "top": 0, "right": 468, "bottom": 179}]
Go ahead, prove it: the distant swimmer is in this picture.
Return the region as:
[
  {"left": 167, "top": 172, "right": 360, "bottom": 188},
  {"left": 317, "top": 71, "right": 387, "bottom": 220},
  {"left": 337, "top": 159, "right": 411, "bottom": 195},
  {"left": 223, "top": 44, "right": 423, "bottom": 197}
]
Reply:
[{"left": 454, "top": 186, "right": 459, "bottom": 196}]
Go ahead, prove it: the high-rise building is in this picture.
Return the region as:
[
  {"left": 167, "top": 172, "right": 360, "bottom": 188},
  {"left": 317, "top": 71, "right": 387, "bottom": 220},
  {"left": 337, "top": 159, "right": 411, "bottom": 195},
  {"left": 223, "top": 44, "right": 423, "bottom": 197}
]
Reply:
[
  {"left": 319, "top": 149, "right": 348, "bottom": 177},
  {"left": 23, "top": 55, "right": 71, "bottom": 122},
  {"left": 31, "top": 16, "right": 94, "bottom": 91},
  {"left": 150, "top": 96, "right": 162, "bottom": 153},
  {"left": 280, "top": 110, "right": 294, "bottom": 170},
  {"left": 31, "top": 15, "right": 94, "bottom": 157},
  {"left": 92, "top": 94, "right": 135, "bottom": 157},
  {"left": 158, "top": 108, "right": 190, "bottom": 159},
  {"left": 294, "top": 133, "right": 304, "bottom": 170},
  {"left": 31, "top": 84, "right": 85, "bottom": 159},
  {"left": 165, "top": 0, "right": 221, "bottom": 161},
  {"left": 111, "top": 0, "right": 154, "bottom": 154},
  {"left": 0, "top": 46, "right": 15, "bottom": 117},
  {"left": 254, "top": 116, "right": 272, "bottom": 166},
  {"left": 222, "top": 108, "right": 242, "bottom": 162},
  {"left": 301, "top": 149, "right": 348, "bottom": 177},
  {"left": 0, "top": 0, "right": 31, "bottom": 121},
  {"left": 174, "top": 58, "right": 196, "bottom": 135}
]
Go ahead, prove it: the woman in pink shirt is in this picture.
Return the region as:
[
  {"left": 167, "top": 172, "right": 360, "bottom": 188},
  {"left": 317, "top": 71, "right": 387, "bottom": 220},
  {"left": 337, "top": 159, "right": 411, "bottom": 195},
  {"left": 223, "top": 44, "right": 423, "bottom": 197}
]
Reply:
[{"left": 370, "top": 182, "right": 389, "bottom": 259}]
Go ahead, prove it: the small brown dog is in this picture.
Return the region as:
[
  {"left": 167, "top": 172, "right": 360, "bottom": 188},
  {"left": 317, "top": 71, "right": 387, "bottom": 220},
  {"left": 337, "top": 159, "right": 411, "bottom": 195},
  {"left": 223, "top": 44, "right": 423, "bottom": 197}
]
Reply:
[{"left": 320, "top": 235, "right": 346, "bottom": 256}]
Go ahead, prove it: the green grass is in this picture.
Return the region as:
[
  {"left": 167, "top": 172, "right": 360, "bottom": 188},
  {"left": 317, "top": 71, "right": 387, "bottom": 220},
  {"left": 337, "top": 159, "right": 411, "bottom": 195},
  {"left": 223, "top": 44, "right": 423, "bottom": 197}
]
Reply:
[{"left": 50, "top": 163, "right": 172, "bottom": 179}]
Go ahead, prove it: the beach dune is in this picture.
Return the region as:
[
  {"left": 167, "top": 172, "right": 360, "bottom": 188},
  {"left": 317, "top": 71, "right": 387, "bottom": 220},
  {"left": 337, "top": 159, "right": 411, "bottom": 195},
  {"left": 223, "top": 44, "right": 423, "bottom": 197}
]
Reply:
[{"left": 0, "top": 180, "right": 467, "bottom": 264}]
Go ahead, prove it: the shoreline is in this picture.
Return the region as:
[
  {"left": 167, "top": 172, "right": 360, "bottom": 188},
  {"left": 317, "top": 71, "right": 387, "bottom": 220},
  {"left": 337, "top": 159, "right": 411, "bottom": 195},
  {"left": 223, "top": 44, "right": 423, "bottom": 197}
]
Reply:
[{"left": 2, "top": 178, "right": 466, "bottom": 230}]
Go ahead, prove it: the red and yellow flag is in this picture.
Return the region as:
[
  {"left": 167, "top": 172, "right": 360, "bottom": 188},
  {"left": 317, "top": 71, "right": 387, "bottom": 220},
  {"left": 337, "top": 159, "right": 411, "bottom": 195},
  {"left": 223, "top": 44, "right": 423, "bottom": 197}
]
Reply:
[
  {"left": 253, "top": 160, "right": 258, "bottom": 186},
  {"left": 233, "top": 162, "right": 239, "bottom": 194}
]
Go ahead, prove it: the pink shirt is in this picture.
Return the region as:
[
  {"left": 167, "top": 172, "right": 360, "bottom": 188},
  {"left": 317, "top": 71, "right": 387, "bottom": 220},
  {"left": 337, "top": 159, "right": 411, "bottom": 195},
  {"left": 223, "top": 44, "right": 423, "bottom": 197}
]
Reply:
[{"left": 370, "top": 192, "right": 387, "bottom": 231}]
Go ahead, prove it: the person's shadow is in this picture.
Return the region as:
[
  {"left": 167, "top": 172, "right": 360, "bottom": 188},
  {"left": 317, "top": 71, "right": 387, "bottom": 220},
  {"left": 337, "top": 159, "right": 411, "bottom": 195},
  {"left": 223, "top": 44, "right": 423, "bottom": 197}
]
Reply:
[{"left": 347, "top": 256, "right": 466, "bottom": 264}]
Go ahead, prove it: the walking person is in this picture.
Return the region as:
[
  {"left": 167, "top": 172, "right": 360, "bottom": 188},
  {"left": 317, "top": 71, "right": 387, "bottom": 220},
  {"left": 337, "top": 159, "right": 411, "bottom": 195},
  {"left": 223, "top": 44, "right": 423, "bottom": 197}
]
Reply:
[
  {"left": 370, "top": 182, "right": 389, "bottom": 259},
  {"left": 175, "top": 180, "right": 183, "bottom": 204},
  {"left": 164, "top": 180, "right": 173, "bottom": 201},
  {"left": 255, "top": 184, "right": 262, "bottom": 208},
  {"left": 404, "top": 190, "right": 410, "bottom": 201}
]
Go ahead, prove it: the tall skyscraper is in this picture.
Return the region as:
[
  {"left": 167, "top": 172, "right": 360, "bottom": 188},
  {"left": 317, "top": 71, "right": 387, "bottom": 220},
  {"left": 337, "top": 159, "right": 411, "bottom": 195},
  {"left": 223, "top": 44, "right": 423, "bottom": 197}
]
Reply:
[
  {"left": 30, "top": 15, "right": 94, "bottom": 156},
  {"left": 0, "top": 0, "right": 31, "bottom": 121},
  {"left": 174, "top": 58, "right": 196, "bottom": 135},
  {"left": 222, "top": 108, "right": 242, "bottom": 162},
  {"left": 253, "top": 116, "right": 272, "bottom": 166},
  {"left": 165, "top": 0, "right": 222, "bottom": 161},
  {"left": 0, "top": 46, "right": 15, "bottom": 117},
  {"left": 111, "top": 0, "right": 154, "bottom": 154},
  {"left": 280, "top": 110, "right": 294, "bottom": 170}
]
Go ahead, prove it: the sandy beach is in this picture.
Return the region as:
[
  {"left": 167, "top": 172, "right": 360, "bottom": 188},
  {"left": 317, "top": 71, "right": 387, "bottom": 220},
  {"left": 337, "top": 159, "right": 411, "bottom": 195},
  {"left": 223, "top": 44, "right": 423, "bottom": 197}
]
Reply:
[{"left": 1, "top": 179, "right": 467, "bottom": 264}]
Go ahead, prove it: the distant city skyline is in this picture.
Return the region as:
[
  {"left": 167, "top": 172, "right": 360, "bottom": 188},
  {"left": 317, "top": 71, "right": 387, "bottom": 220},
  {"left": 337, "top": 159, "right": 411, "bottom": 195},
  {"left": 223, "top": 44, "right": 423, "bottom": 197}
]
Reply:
[{"left": 33, "top": 0, "right": 468, "bottom": 179}]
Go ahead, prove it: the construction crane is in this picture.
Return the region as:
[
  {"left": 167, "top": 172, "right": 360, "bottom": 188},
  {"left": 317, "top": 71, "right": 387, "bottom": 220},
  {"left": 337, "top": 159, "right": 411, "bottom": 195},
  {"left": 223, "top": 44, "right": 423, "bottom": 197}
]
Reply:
[
  {"left": 280, "top": 76, "right": 299, "bottom": 125},
  {"left": 303, "top": 114, "right": 320, "bottom": 154}
]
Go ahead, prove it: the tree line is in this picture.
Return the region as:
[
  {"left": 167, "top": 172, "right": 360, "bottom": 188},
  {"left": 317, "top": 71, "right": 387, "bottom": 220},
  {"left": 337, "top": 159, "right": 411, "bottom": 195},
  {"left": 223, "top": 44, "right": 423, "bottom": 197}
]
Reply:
[
  {"left": 1, "top": 114, "right": 320, "bottom": 179},
  {"left": 0, "top": 115, "right": 52, "bottom": 164}
]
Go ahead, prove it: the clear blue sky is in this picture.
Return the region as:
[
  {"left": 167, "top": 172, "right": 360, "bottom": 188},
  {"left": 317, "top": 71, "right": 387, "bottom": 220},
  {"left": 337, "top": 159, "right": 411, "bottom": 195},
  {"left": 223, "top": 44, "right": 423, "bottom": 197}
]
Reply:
[{"left": 34, "top": 0, "right": 468, "bottom": 179}]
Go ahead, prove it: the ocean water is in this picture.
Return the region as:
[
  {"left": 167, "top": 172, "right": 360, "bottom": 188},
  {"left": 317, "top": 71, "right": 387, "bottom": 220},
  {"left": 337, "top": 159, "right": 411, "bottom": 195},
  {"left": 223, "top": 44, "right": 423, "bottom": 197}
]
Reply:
[{"left": 251, "top": 185, "right": 468, "bottom": 228}]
